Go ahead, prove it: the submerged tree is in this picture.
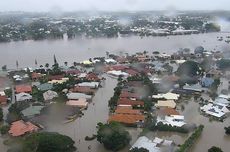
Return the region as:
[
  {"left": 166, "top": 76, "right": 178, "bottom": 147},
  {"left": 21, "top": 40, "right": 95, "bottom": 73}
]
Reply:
[
  {"left": 208, "top": 146, "right": 223, "bottom": 152},
  {"left": 97, "top": 122, "right": 131, "bottom": 151}
]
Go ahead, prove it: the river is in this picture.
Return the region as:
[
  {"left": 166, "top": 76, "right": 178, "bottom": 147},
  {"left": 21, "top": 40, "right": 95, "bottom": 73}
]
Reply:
[{"left": 0, "top": 33, "right": 230, "bottom": 69}]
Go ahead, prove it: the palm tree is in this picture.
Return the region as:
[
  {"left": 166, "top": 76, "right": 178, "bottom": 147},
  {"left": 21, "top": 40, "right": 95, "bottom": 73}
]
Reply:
[
  {"left": 16, "top": 60, "right": 19, "bottom": 69},
  {"left": 64, "top": 61, "right": 68, "bottom": 66},
  {"left": 45, "top": 63, "right": 49, "bottom": 68},
  {"left": 73, "top": 62, "right": 77, "bottom": 67}
]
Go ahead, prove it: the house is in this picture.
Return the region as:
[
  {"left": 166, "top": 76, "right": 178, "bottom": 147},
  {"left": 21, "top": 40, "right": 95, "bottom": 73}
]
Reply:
[
  {"left": 200, "top": 103, "right": 229, "bottom": 118},
  {"left": 201, "top": 77, "right": 214, "bottom": 87},
  {"left": 37, "top": 83, "right": 53, "bottom": 91},
  {"left": 43, "top": 90, "right": 58, "bottom": 101},
  {"left": 117, "top": 98, "right": 144, "bottom": 107},
  {"left": 152, "top": 92, "right": 180, "bottom": 100},
  {"left": 22, "top": 105, "right": 44, "bottom": 118},
  {"left": 183, "top": 83, "right": 204, "bottom": 92},
  {"left": 66, "top": 93, "right": 92, "bottom": 100},
  {"left": 66, "top": 98, "right": 88, "bottom": 108},
  {"left": 107, "top": 70, "right": 129, "bottom": 77},
  {"left": 157, "top": 108, "right": 186, "bottom": 127},
  {"left": 31, "top": 72, "right": 43, "bottom": 81},
  {"left": 86, "top": 73, "right": 101, "bottom": 81},
  {"left": 8, "top": 120, "right": 39, "bottom": 137},
  {"left": 0, "top": 95, "right": 7, "bottom": 105},
  {"left": 131, "top": 136, "right": 174, "bottom": 152},
  {"left": 16, "top": 93, "right": 32, "bottom": 102},
  {"left": 15, "top": 85, "right": 32, "bottom": 94},
  {"left": 155, "top": 100, "right": 177, "bottom": 109},
  {"left": 214, "top": 97, "right": 229, "bottom": 106},
  {"left": 48, "top": 78, "right": 69, "bottom": 84},
  {"left": 77, "top": 82, "right": 100, "bottom": 89},
  {"left": 105, "top": 58, "right": 117, "bottom": 64},
  {"left": 115, "top": 107, "right": 142, "bottom": 115},
  {"left": 48, "top": 75, "right": 64, "bottom": 81},
  {"left": 64, "top": 69, "right": 81, "bottom": 76},
  {"left": 120, "top": 91, "right": 141, "bottom": 99},
  {"left": 108, "top": 114, "right": 145, "bottom": 126},
  {"left": 125, "top": 69, "right": 139, "bottom": 76},
  {"left": 69, "top": 86, "right": 95, "bottom": 95}
]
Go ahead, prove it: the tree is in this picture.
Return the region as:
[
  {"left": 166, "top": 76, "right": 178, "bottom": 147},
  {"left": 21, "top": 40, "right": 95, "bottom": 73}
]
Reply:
[
  {"left": 16, "top": 60, "right": 19, "bottom": 69},
  {"left": 176, "top": 61, "right": 202, "bottom": 77},
  {"left": 0, "top": 125, "right": 10, "bottom": 135},
  {"left": 54, "top": 54, "right": 58, "bottom": 65},
  {"left": 224, "top": 126, "right": 230, "bottom": 135},
  {"left": 129, "top": 147, "right": 149, "bottom": 152},
  {"left": 35, "top": 59, "right": 38, "bottom": 67},
  {"left": 216, "top": 59, "right": 230, "bottom": 71},
  {"left": 208, "top": 146, "right": 223, "bottom": 152},
  {"left": 0, "top": 107, "right": 3, "bottom": 121},
  {"left": 64, "top": 61, "right": 68, "bottom": 66},
  {"left": 45, "top": 63, "right": 49, "bottom": 68},
  {"left": 1, "top": 65, "right": 7, "bottom": 71},
  {"left": 9, "top": 132, "right": 76, "bottom": 152},
  {"left": 97, "top": 122, "right": 131, "bottom": 151},
  {"left": 73, "top": 62, "right": 77, "bottom": 67}
]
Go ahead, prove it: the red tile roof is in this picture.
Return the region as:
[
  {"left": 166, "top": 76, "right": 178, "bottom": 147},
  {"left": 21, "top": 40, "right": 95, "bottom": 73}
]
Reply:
[
  {"left": 115, "top": 107, "right": 142, "bottom": 115},
  {"left": 158, "top": 108, "right": 180, "bottom": 116},
  {"left": 48, "top": 75, "right": 64, "bottom": 81},
  {"left": 125, "top": 69, "right": 139, "bottom": 76},
  {"left": 70, "top": 86, "right": 95, "bottom": 94},
  {"left": 118, "top": 98, "right": 144, "bottom": 106},
  {"left": 64, "top": 69, "right": 81, "bottom": 75},
  {"left": 120, "top": 91, "right": 140, "bottom": 99},
  {"left": 8, "top": 120, "right": 39, "bottom": 137},
  {"left": 108, "top": 114, "right": 145, "bottom": 125},
  {"left": 15, "top": 85, "right": 32, "bottom": 94},
  {"left": 31, "top": 72, "right": 42, "bottom": 80},
  {"left": 86, "top": 73, "right": 100, "bottom": 81}
]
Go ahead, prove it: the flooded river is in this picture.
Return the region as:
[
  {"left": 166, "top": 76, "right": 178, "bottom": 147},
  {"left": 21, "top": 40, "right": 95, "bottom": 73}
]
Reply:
[{"left": 0, "top": 33, "right": 230, "bottom": 69}]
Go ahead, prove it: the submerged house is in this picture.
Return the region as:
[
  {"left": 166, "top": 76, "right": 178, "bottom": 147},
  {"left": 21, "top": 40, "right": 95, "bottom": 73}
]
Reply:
[
  {"left": 8, "top": 120, "right": 39, "bottom": 137},
  {"left": 200, "top": 103, "right": 229, "bottom": 118},
  {"left": 16, "top": 93, "right": 32, "bottom": 102},
  {"left": 66, "top": 98, "right": 88, "bottom": 108},
  {"left": 130, "top": 136, "right": 174, "bottom": 152},
  {"left": 43, "top": 90, "right": 58, "bottom": 101},
  {"left": 66, "top": 92, "right": 92, "bottom": 100},
  {"left": 152, "top": 92, "right": 180, "bottom": 101}
]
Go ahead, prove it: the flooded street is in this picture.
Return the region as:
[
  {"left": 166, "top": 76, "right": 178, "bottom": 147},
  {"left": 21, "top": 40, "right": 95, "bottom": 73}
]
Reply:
[
  {"left": 0, "top": 33, "right": 230, "bottom": 69},
  {"left": 45, "top": 75, "right": 118, "bottom": 152}
]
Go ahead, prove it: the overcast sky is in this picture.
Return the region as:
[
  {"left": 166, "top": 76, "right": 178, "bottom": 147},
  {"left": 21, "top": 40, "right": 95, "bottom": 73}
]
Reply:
[{"left": 1, "top": 0, "right": 230, "bottom": 12}]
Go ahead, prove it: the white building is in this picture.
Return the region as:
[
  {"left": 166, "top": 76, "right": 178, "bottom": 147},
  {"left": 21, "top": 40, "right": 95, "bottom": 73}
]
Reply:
[
  {"left": 200, "top": 103, "right": 229, "bottom": 118},
  {"left": 152, "top": 92, "right": 180, "bottom": 100},
  {"left": 16, "top": 93, "right": 32, "bottom": 102}
]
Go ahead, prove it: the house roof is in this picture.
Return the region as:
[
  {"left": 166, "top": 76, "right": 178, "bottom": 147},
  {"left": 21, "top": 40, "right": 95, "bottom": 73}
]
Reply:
[
  {"left": 120, "top": 91, "right": 140, "bottom": 99},
  {"left": 66, "top": 98, "right": 88, "bottom": 107},
  {"left": 152, "top": 92, "right": 180, "bottom": 100},
  {"left": 155, "top": 100, "right": 176, "bottom": 108},
  {"left": 158, "top": 108, "right": 180, "bottom": 116},
  {"left": 108, "top": 114, "right": 145, "bottom": 124},
  {"left": 16, "top": 93, "right": 32, "bottom": 102},
  {"left": 48, "top": 75, "right": 64, "bottom": 81},
  {"left": 69, "top": 86, "right": 95, "bottom": 94},
  {"left": 15, "top": 85, "right": 32, "bottom": 93},
  {"left": 31, "top": 72, "right": 43, "bottom": 79},
  {"left": 22, "top": 106, "right": 44, "bottom": 117},
  {"left": 67, "top": 93, "right": 92, "bottom": 100},
  {"left": 8, "top": 120, "right": 39, "bottom": 137},
  {"left": 118, "top": 98, "right": 144, "bottom": 106},
  {"left": 115, "top": 107, "right": 142, "bottom": 115},
  {"left": 37, "top": 83, "right": 53, "bottom": 91}
]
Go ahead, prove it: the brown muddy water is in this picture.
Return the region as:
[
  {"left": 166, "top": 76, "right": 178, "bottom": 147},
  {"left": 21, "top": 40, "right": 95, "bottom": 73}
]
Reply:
[{"left": 0, "top": 33, "right": 230, "bottom": 69}]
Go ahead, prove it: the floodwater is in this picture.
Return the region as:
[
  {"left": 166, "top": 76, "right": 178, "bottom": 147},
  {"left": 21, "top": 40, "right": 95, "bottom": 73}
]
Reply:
[
  {"left": 45, "top": 75, "right": 120, "bottom": 152},
  {"left": 181, "top": 98, "right": 230, "bottom": 152},
  {"left": 0, "top": 33, "right": 230, "bottom": 69},
  {"left": 0, "top": 33, "right": 230, "bottom": 152}
]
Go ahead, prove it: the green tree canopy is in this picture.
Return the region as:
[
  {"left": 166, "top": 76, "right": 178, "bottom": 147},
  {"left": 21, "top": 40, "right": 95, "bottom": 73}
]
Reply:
[
  {"left": 97, "top": 122, "right": 131, "bottom": 151},
  {"left": 208, "top": 146, "right": 223, "bottom": 152},
  {"left": 216, "top": 59, "right": 230, "bottom": 71},
  {"left": 176, "top": 61, "right": 202, "bottom": 77},
  {"left": 10, "top": 132, "right": 76, "bottom": 152}
]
